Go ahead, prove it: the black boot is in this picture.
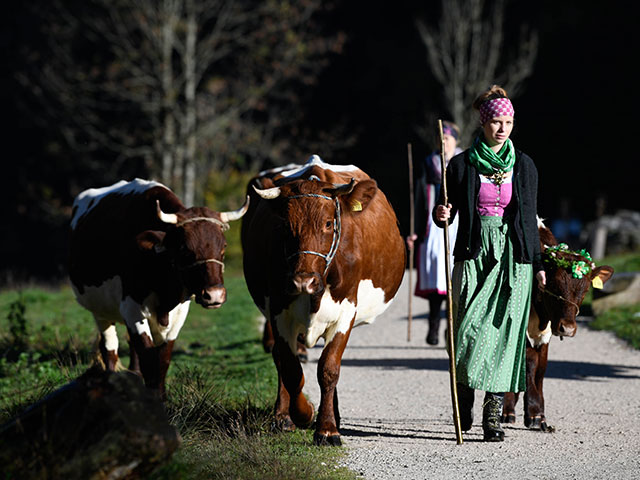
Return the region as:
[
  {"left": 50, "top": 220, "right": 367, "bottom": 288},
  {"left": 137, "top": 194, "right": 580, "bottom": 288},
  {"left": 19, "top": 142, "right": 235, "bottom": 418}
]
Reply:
[
  {"left": 457, "top": 383, "right": 474, "bottom": 431},
  {"left": 426, "top": 316, "right": 441, "bottom": 345},
  {"left": 482, "top": 392, "right": 505, "bottom": 442},
  {"left": 426, "top": 294, "right": 444, "bottom": 345}
]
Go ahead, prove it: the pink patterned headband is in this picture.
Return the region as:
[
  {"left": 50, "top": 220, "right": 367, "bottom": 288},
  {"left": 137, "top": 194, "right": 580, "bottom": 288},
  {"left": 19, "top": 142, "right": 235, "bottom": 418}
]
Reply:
[{"left": 479, "top": 97, "right": 514, "bottom": 124}]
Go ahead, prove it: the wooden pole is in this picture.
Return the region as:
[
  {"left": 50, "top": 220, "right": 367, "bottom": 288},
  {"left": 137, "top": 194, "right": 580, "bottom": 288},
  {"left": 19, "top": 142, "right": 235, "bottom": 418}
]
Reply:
[
  {"left": 407, "top": 142, "right": 415, "bottom": 342},
  {"left": 438, "top": 120, "right": 463, "bottom": 445}
]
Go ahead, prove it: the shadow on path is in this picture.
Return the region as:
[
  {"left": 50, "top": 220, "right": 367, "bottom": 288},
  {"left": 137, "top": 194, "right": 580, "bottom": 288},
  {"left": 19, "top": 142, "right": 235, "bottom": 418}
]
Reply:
[{"left": 337, "top": 356, "right": 640, "bottom": 381}]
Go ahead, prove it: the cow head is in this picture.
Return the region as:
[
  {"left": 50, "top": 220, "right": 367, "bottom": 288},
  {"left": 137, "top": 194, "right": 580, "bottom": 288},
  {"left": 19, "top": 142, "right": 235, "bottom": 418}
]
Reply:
[
  {"left": 536, "top": 223, "right": 614, "bottom": 338},
  {"left": 254, "top": 177, "right": 377, "bottom": 296},
  {"left": 137, "top": 198, "right": 249, "bottom": 309}
]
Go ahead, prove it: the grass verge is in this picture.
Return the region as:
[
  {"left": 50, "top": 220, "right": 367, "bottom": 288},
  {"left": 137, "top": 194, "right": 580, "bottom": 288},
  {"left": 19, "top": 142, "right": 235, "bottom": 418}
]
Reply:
[{"left": 0, "top": 276, "right": 358, "bottom": 480}]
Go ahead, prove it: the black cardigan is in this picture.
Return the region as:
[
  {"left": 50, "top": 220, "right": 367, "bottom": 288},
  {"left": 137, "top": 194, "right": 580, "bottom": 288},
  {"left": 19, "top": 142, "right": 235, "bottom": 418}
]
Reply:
[{"left": 432, "top": 148, "right": 543, "bottom": 272}]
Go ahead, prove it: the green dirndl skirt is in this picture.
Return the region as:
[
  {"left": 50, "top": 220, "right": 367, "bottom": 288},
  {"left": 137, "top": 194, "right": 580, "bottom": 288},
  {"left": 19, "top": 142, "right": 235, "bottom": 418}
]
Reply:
[{"left": 451, "top": 215, "right": 532, "bottom": 393}]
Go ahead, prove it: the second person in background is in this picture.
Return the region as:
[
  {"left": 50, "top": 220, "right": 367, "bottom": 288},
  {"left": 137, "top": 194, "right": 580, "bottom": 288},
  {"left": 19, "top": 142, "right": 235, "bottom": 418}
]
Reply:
[{"left": 407, "top": 121, "right": 462, "bottom": 345}]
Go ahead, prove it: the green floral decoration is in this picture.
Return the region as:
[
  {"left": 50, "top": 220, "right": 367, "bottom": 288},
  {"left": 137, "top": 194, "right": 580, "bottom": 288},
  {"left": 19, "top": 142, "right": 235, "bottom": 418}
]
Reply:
[{"left": 543, "top": 243, "right": 595, "bottom": 279}]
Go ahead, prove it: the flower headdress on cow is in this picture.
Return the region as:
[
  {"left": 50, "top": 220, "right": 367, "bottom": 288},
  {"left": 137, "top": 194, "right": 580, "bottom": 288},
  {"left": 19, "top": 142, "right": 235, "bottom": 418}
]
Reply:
[{"left": 543, "top": 243, "right": 595, "bottom": 279}]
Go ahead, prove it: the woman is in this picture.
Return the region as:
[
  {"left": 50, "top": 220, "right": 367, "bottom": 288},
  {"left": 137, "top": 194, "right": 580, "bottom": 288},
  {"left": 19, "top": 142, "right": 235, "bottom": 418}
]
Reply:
[
  {"left": 407, "top": 121, "right": 462, "bottom": 345},
  {"left": 433, "top": 85, "right": 546, "bottom": 442}
]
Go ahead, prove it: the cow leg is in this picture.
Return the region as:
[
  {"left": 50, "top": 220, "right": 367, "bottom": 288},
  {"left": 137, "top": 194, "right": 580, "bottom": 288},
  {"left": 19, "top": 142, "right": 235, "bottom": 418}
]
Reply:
[
  {"left": 297, "top": 334, "right": 308, "bottom": 363},
  {"left": 525, "top": 343, "right": 553, "bottom": 432},
  {"left": 126, "top": 327, "right": 142, "bottom": 376},
  {"left": 96, "top": 322, "right": 119, "bottom": 371},
  {"left": 314, "top": 321, "right": 353, "bottom": 446},
  {"left": 262, "top": 319, "right": 275, "bottom": 353},
  {"left": 128, "top": 339, "right": 142, "bottom": 376},
  {"left": 128, "top": 332, "right": 173, "bottom": 400},
  {"left": 524, "top": 343, "right": 552, "bottom": 431},
  {"left": 502, "top": 392, "right": 519, "bottom": 424},
  {"left": 271, "top": 328, "right": 315, "bottom": 431}
]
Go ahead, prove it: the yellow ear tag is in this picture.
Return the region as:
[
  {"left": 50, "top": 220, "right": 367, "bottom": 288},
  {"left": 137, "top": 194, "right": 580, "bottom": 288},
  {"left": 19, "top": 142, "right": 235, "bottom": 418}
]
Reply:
[
  {"left": 592, "top": 276, "right": 604, "bottom": 289},
  {"left": 351, "top": 200, "right": 362, "bottom": 212}
]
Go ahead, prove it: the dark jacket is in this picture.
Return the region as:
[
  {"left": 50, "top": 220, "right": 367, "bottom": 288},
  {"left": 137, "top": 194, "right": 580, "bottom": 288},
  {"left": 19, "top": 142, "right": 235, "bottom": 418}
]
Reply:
[{"left": 432, "top": 148, "right": 543, "bottom": 272}]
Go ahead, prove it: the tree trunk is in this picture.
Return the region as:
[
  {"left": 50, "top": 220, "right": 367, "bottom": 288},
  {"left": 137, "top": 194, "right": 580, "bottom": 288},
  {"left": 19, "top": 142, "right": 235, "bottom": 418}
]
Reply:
[
  {"left": 161, "top": 2, "right": 177, "bottom": 186},
  {"left": 182, "top": 0, "right": 198, "bottom": 207}
]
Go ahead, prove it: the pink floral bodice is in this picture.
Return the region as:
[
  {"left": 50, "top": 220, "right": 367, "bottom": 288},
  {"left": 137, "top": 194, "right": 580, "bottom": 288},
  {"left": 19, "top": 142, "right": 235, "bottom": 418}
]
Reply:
[{"left": 477, "top": 174, "right": 514, "bottom": 216}]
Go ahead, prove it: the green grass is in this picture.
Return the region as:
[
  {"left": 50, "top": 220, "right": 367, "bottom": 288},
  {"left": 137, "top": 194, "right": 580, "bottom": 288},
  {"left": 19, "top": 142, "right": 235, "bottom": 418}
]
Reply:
[
  {"left": 584, "top": 251, "right": 640, "bottom": 349},
  {"left": 590, "top": 304, "right": 640, "bottom": 349},
  {"left": 0, "top": 274, "right": 357, "bottom": 480}
]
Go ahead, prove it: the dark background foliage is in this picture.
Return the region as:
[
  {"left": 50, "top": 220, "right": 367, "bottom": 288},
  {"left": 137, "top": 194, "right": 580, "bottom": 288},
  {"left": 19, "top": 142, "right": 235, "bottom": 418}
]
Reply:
[{"left": 2, "top": 0, "right": 636, "bottom": 283}]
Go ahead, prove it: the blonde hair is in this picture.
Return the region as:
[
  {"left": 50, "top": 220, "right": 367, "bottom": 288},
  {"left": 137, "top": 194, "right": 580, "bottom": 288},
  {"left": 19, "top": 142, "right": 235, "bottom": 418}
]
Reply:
[{"left": 472, "top": 85, "right": 509, "bottom": 111}]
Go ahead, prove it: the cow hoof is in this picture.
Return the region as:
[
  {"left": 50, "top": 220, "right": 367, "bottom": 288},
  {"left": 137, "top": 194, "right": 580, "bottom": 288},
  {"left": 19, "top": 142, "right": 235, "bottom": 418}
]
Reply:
[
  {"left": 314, "top": 432, "right": 342, "bottom": 446},
  {"left": 272, "top": 417, "right": 296, "bottom": 433},
  {"left": 501, "top": 413, "right": 516, "bottom": 424},
  {"left": 525, "top": 415, "right": 554, "bottom": 432},
  {"left": 540, "top": 421, "right": 555, "bottom": 433}
]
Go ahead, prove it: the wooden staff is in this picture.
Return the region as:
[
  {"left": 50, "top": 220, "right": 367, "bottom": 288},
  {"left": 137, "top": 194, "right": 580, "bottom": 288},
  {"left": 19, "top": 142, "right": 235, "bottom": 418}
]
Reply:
[
  {"left": 407, "top": 142, "right": 414, "bottom": 342},
  {"left": 438, "top": 119, "right": 463, "bottom": 445}
]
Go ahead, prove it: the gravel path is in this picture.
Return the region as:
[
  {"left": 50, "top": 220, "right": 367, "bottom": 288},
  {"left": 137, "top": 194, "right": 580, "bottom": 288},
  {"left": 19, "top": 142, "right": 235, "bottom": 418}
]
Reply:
[{"left": 302, "top": 271, "right": 640, "bottom": 479}]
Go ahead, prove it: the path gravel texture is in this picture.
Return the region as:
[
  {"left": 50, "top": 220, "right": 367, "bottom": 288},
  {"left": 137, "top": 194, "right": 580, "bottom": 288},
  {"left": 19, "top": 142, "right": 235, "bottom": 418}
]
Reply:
[{"left": 301, "top": 271, "right": 640, "bottom": 479}]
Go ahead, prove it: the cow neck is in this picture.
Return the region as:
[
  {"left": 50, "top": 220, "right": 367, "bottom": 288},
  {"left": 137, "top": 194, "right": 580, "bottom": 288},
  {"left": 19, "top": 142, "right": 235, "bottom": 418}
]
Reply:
[
  {"left": 173, "top": 216, "right": 228, "bottom": 271},
  {"left": 287, "top": 194, "right": 341, "bottom": 276}
]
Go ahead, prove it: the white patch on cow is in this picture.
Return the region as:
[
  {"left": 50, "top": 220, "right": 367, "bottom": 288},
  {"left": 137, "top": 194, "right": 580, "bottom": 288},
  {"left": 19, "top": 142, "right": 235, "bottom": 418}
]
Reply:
[
  {"left": 537, "top": 215, "right": 546, "bottom": 229},
  {"left": 272, "top": 278, "right": 392, "bottom": 353},
  {"left": 164, "top": 300, "right": 191, "bottom": 342},
  {"left": 102, "top": 324, "right": 119, "bottom": 352},
  {"left": 121, "top": 296, "right": 154, "bottom": 340},
  {"left": 278, "top": 155, "right": 359, "bottom": 179},
  {"left": 72, "top": 276, "right": 124, "bottom": 325},
  {"left": 72, "top": 275, "right": 190, "bottom": 348},
  {"left": 305, "top": 292, "right": 357, "bottom": 349},
  {"left": 352, "top": 279, "right": 392, "bottom": 326},
  {"left": 257, "top": 163, "right": 305, "bottom": 178},
  {"left": 527, "top": 306, "right": 552, "bottom": 347},
  {"left": 71, "top": 178, "right": 165, "bottom": 229}
]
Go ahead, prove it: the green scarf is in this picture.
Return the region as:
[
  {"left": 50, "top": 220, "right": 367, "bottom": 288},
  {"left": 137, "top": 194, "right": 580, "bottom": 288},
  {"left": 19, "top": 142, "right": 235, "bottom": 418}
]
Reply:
[{"left": 468, "top": 136, "right": 516, "bottom": 176}]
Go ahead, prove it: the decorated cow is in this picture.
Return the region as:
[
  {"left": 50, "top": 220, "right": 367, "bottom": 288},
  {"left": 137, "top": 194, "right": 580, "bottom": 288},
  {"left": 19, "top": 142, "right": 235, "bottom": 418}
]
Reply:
[{"left": 502, "top": 218, "right": 614, "bottom": 430}]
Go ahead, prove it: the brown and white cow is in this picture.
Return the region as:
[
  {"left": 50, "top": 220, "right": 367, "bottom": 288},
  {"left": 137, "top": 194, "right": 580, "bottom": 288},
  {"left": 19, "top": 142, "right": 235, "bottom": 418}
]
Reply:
[
  {"left": 241, "top": 155, "right": 405, "bottom": 446},
  {"left": 502, "top": 218, "right": 613, "bottom": 431},
  {"left": 69, "top": 179, "right": 248, "bottom": 398}
]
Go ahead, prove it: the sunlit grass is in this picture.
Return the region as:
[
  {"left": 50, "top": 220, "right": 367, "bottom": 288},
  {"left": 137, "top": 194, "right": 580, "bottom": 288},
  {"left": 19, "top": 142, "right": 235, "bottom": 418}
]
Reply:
[{"left": 0, "top": 274, "right": 357, "bottom": 479}]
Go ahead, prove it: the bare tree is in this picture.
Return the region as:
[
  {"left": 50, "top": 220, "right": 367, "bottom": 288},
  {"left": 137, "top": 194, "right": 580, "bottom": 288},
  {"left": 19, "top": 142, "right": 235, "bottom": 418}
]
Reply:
[
  {"left": 18, "top": 0, "right": 340, "bottom": 205},
  {"left": 415, "top": 0, "right": 538, "bottom": 147}
]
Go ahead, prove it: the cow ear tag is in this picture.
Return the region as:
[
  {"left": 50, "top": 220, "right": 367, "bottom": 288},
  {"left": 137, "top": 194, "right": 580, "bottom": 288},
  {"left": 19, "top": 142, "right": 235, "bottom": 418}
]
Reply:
[
  {"left": 351, "top": 200, "right": 362, "bottom": 212},
  {"left": 592, "top": 276, "right": 604, "bottom": 289}
]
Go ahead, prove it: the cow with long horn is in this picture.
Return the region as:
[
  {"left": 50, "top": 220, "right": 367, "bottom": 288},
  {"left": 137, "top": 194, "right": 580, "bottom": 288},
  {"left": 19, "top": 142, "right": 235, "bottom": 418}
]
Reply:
[
  {"left": 69, "top": 178, "right": 249, "bottom": 399},
  {"left": 241, "top": 155, "right": 405, "bottom": 445}
]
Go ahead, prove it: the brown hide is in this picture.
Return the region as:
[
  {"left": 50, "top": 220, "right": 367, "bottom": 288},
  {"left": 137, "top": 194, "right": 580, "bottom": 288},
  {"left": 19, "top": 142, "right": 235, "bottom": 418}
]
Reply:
[
  {"left": 242, "top": 161, "right": 405, "bottom": 445},
  {"left": 70, "top": 185, "right": 230, "bottom": 309},
  {"left": 502, "top": 221, "right": 614, "bottom": 431},
  {"left": 69, "top": 181, "right": 242, "bottom": 398}
]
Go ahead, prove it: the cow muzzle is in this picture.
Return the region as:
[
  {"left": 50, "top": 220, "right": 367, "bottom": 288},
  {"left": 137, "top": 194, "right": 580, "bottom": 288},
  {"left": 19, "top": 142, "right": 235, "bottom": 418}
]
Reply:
[
  {"left": 197, "top": 286, "right": 226, "bottom": 309},
  {"left": 289, "top": 272, "right": 324, "bottom": 295},
  {"left": 555, "top": 321, "right": 577, "bottom": 338}
]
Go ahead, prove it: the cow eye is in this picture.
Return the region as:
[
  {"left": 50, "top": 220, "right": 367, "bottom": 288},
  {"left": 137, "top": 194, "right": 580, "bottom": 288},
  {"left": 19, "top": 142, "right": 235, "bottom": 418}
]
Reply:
[{"left": 325, "top": 221, "right": 333, "bottom": 230}]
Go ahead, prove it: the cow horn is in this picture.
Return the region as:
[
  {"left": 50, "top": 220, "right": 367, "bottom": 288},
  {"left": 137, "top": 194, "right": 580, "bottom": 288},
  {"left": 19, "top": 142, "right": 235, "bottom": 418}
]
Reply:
[
  {"left": 220, "top": 196, "right": 250, "bottom": 222},
  {"left": 331, "top": 178, "right": 356, "bottom": 196},
  {"left": 156, "top": 200, "right": 178, "bottom": 224},
  {"left": 253, "top": 185, "right": 281, "bottom": 200}
]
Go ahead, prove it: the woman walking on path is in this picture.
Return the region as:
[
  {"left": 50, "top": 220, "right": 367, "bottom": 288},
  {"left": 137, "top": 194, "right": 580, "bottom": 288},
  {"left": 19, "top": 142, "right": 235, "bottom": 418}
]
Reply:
[
  {"left": 407, "top": 121, "right": 463, "bottom": 345},
  {"left": 434, "top": 85, "right": 546, "bottom": 442}
]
